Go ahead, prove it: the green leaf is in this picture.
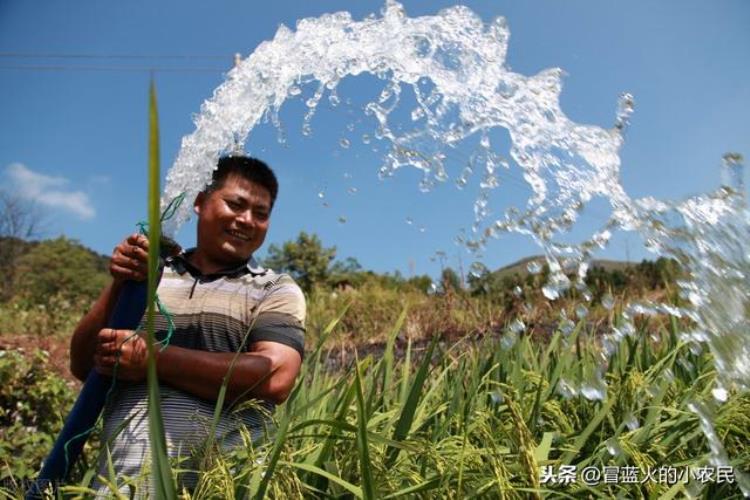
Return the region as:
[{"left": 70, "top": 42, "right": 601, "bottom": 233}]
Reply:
[
  {"left": 534, "top": 432, "right": 555, "bottom": 462},
  {"left": 354, "top": 360, "right": 376, "bottom": 499},
  {"left": 280, "top": 461, "right": 363, "bottom": 498},
  {"left": 145, "top": 79, "right": 176, "bottom": 500},
  {"left": 384, "top": 306, "right": 408, "bottom": 386},
  {"left": 382, "top": 475, "right": 442, "bottom": 498},
  {"left": 385, "top": 335, "right": 438, "bottom": 468},
  {"left": 561, "top": 396, "right": 616, "bottom": 465}
]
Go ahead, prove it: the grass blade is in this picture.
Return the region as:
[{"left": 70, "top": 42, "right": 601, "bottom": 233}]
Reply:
[
  {"left": 385, "top": 335, "right": 438, "bottom": 468},
  {"left": 280, "top": 461, "right": 362, "bottom": 498},
  {"left": 145, "top": 79, "right": 176, "bottom": 500},
  {"left": 354, "top": 359, "right": 376, "bottom": 500}
]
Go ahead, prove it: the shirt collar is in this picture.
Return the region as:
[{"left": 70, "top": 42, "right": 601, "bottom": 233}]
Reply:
[{"left": 166, "top": 248, "right": 267, "bottom": 279}]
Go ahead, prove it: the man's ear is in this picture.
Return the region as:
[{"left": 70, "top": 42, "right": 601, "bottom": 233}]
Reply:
[{"left": 193, "top": 192, "right": 206, "bottom": 215}]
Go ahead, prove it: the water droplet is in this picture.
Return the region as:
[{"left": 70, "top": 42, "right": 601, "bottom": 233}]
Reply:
[
  {"left": 542, "top": 284, "right": 560, "bottom": 300},
  {"left": 347, "top": 187, "right": 358, "bottom": 194},
  {"left": 614, "top": 92, "right": 634, "bottom": 132},
  {"left": 605, "top": 437, "right": 622, "bottom": 457},
  {"left": 500, "top": 332, "right": 517, "bottom": 350},
  {"left": 329, "top": 94, "right": 341, "bottom": 106},
  {"left": 560, "top": 318, "right": 575, "bottom": 336},
  {"left": 337, "top": 216, "right": 347, "bottom": 224},
  {"left": 620, "top": 321, "right": 635, "bottom": 337},
  {"left": 689, "top": 343, "right": 703, "bottom": 356},
  {"left": 405, "top": 217, "right": 413, "bottom": 225},
  {"left": 418, "top": 226, "right": 426, "bottom": 233},
  {"left": 557, "top": 379, "right": 577, "bottom": 399},
  {"left": 601, "top": 335, "right": 617, "bottom": 357},
  {"left": 712, "top": 385, "right": 728, "bottom": 402},
  {"left": 527, "top": 260, "right": 543, "bottom": 274},
  {"left": 340, "top": 138, "right": 351, "bottom": 149},
  {"left": 575, "top": 304, "right": 588, "bottom": 319},
  {"left": 624, "top": 413, "right": 640, "bottom": 431},
  {"left": 508, "top": 319, "right": 525, "bottom": 334},
  {"left": 288, "top": 85, "right": 302, "bottom": 96},
  {"left": 322, "top": 202, "right": 330, "bottom": 208},
  {"left": 580, "top": 383, "right": 605, "bottom": 401},
  {"left": 490, "top": 391, "right": 504, "bottom": 405},
  {"left": 512, "top": 285, "right": 523, "bottom": 297},
  {"left": 343, "top": 172, "right": 352, "bottom": 179},
  {"left": 419, "top": 176, "right": 435, "bottom": 193},
  {"left": 721, "top": 152, "right": 745, "bottom": 193},
  {"left": 468, "top": 261, "right": 488, "bottom": 279},
  {"left": 601, "top": 293, "right": 615, "bottom": 310}
]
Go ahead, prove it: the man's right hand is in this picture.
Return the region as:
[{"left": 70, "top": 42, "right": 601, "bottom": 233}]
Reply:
[{"left": 110, "top": 233, "right": 149, "bottom": 283}]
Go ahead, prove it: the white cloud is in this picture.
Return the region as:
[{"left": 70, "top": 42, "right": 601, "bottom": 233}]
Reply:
[{"left": 5, "top": 163, "right": 96, "bottom": 219}]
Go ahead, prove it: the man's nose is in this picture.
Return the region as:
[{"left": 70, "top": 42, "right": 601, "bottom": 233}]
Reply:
[{"left": 236, "top": 209, "right": 254, "bottom": 226}]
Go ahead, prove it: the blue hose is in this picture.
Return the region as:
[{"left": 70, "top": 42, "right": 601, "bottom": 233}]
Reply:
[{"left": 26, "top": 280, "right": 148, "bottom": 498}]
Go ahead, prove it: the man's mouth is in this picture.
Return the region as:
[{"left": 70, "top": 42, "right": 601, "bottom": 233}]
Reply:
[{"left": 226, "top": 229, "right": 251, "bottom": 242}]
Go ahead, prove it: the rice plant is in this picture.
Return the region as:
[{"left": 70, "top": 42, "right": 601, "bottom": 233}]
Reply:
[{"left": 173, "top": 308, "right": 748, "bottom": 499}]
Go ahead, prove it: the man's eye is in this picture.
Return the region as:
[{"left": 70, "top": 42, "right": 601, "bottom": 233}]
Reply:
[
  {"left": 227, "top": 200, "right": 242, "bottom": 209},
  {"left": 254, "top": 211, "right": 269, "bottom": 221}
]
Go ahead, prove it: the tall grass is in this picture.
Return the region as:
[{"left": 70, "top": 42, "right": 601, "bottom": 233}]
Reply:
[
  {"left": 180, "top": 310, "right": 747, "bottom": 498},
  {"left": 2, "top": 292, "right": 747, "bottom": 498}
]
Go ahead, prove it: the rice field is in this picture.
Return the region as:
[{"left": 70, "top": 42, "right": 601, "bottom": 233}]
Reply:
[{"left": 41, "top": 305, "right": 745, "bottom": 499}]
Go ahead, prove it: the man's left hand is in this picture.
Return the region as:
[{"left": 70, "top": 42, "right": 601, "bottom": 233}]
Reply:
[{"left": 94, "top": 328, "right": 152, "bottom": 381}]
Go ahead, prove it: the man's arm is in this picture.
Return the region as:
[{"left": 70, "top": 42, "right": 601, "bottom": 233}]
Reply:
[
  {"left": 157, "top": 340, "right": 302, "bottom": 404},
  {"left": 70, "top": 234, "right": 149, "bottom": 381},
  {"left": 70, "top": 281, "right": 124, "bottom": 381},
  {"left": 94, "top": 330, "right": 302, "bottom": 405}
]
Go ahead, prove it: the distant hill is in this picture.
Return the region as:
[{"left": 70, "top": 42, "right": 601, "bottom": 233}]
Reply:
[
  {"left": 0, "top": 236, "right": 109, "bottom": 271},
  {"left": 493, "top": 255, "right": 635, "bottom": 280}
]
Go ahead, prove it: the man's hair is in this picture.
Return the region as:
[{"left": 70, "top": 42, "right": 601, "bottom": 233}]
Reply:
[{"left": 206, "top": 155, "right": 279, "bottom": 209}]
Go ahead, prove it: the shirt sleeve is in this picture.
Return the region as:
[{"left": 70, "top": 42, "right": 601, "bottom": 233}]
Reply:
[{"left": 249, "top": 274, "right": 306, "bottom": 359}]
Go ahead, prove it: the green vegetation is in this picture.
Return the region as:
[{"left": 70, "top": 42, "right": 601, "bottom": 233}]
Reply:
[
  {"left": 0, "top": 229, "right": 746, "bottom": 497},
  {"left": 0, "top": 350, "right": 77, "bottom": 484},
  {"left": 263, "top": 232, "right": 337, "bottom": 293},
  {"left": 3, "top": 304, "right": 748, "bottom": 497},
  {"left": 0, "top": 237, "right": 109, "bottom": 337}
]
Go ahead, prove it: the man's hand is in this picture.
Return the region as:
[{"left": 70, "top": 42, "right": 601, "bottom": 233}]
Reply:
[
  {"left": 94, "top": 328, "right": 151, "bottom": 382},
  {"left": 110, "top": 233, "right": 149, "bottom": 283}
]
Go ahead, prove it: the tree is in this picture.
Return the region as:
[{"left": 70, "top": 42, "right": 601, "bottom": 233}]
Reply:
[
  {"left": 406, "top": 274, "right": 433, "bottom": 293},
  {"left": 440, "top": 267, "right": 462, "bottom": 293},
  {"left": 0, "top": 191, "right": 45, "bottom": 301},
  {"left": 13, "top": 236, "right": 109, "bottom": 307},
  {"left": 263, "top": 231, "right": 336, "bottom": 292}
]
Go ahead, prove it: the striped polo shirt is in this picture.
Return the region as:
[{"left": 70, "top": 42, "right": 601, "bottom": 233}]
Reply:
[{"left": 94, "top": 251, "right": 305, "bottom": 496}]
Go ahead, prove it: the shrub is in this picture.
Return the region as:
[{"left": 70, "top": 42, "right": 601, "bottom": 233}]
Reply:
[{"left": 0, "top": 349, "right": 75, "bottom": 483}]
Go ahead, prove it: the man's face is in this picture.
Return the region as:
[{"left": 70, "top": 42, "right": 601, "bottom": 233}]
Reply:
[{"left": 194, "top": 174, "right": 272, "bottom": 268}]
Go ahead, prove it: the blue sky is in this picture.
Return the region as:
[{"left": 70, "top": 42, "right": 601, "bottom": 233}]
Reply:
[{"left": 1, "top": 1, "right": 748, "bottom": 279}]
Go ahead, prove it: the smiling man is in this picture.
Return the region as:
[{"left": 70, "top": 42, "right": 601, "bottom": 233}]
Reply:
[{"left": 69, "top": 156, "right": 305, "bottom": 494}]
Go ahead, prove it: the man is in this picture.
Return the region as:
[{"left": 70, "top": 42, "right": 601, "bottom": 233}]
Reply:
[{"left": 69, "top": 156, "right": 305, "bottom": 494}]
